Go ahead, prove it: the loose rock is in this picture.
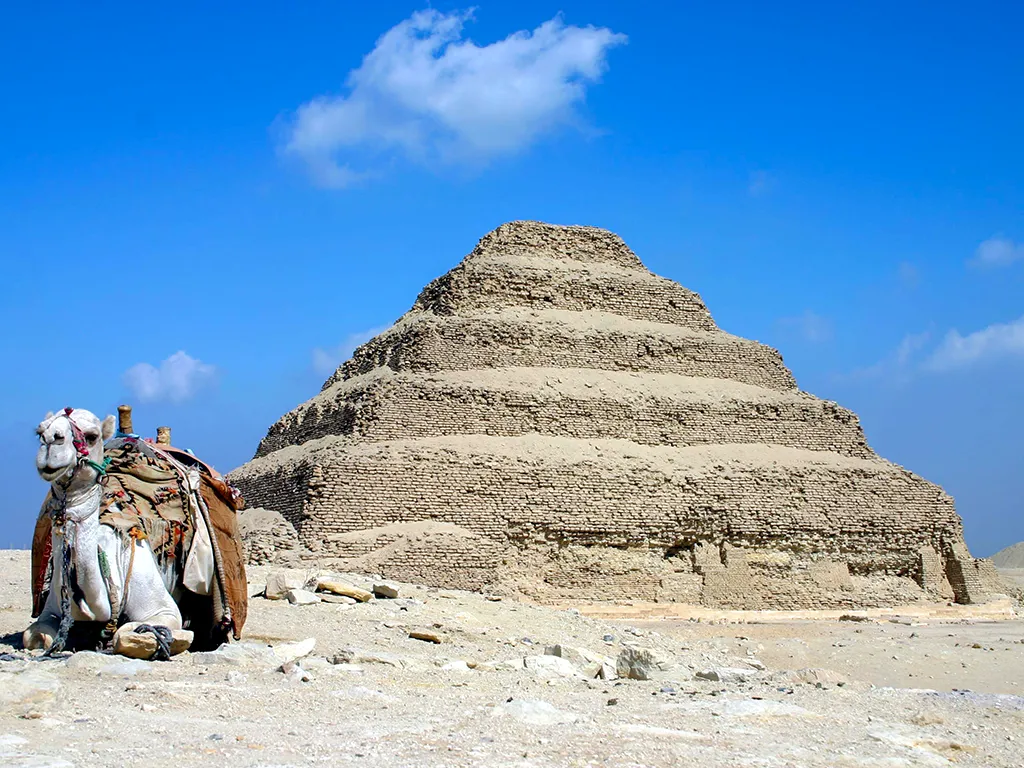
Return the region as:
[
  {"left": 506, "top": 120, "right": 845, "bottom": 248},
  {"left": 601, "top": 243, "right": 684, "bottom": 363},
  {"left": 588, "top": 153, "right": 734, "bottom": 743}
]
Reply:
[
  {"left": 286, "top": 588, "right": 321, "bottom": 605},
  {"left": 373, "top": 583, "right": 400, "bottom": 599},
  {"left": 264, "top": 571, "right": 305, "bottom": 600},
  {"left": 408, "top": 628, "right": 443, "bottom": 644},
  {"left": 272, "top": 637, "right": 316, "bottom": 665},
  {"left": 491, "top": 698, "right": 579, "bottom": 725},
  {"left": 317, "top": 579, "right": 373, "bottom": 602}
]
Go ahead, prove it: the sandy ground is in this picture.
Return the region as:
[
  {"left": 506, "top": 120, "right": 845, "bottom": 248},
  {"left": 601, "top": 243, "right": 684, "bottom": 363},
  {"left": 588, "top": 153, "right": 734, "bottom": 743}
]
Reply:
[{"left": 2, "top": 549, "right": 1023, "bottom": 768}]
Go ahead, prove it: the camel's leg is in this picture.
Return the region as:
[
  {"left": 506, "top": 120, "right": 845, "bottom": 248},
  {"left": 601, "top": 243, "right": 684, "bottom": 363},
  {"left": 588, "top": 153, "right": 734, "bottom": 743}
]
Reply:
[
  {"left": 107, "top": 533, "right": 189, "bottom": 659},
  {"left": 23, "top": 557, "right": 64, "bottom": 650},
  {"left": 22, "top": 613, "right": 60, "bottom": 651}
]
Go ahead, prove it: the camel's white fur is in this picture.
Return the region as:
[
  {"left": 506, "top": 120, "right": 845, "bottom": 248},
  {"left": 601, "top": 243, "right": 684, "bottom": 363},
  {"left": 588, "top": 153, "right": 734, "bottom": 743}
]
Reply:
[{"left": 23, "top": 408, "right": 182, "bottom": 653}]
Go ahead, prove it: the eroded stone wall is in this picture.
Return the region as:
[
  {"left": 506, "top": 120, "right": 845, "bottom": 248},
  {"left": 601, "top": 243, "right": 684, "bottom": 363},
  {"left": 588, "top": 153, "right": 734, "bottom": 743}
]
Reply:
[{"left": 229, "top": 220, "right": 1001, "bottom": 608}]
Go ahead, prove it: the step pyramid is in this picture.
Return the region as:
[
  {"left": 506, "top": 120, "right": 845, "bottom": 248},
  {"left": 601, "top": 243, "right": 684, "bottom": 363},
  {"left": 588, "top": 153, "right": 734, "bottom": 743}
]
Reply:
[{"left": 229, "top": 221, "right": 1003, "bottom": 608}]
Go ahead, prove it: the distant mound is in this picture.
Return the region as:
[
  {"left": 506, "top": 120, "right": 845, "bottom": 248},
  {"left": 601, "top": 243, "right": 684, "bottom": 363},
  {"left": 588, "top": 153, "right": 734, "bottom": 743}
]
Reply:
[{"left": 991, "top": 542, "right": 1024, "bottom": 569}]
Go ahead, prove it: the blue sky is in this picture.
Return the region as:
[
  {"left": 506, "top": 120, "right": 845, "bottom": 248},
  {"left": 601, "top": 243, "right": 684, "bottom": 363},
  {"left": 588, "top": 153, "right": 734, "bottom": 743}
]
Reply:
[{"left": 1, "top": 2, "right": 1021, "bottom": 554}]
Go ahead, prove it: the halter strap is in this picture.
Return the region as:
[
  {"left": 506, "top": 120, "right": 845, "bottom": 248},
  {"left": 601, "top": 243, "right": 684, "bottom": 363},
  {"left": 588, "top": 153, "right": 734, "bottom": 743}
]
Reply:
[{"left": 63, "top": 407, "right": 91, "bottom": 458}]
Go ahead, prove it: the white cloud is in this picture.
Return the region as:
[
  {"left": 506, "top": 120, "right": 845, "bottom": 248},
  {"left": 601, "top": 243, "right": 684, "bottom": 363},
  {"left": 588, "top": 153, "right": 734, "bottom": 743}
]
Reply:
[
  {"left": 838, "top": 331, "right": 931, "bottom": 383},
  {"left": 777, "top": 310, "right": 832, "bottom": 343},
  {"left": 970, "top": 236, "right": 1024, "bottom": 268},
  {"left": 123, "top": 351, "right": 217, "bottom": 403},
  {"left": 925, "top": 315, "right": 1024, "bottom": 371},
  {"left": 312, "top": 326, "right": 390, "bottom": 376},
  {"left": 281, "top": 9, "right": 627, "bottom": 187}
]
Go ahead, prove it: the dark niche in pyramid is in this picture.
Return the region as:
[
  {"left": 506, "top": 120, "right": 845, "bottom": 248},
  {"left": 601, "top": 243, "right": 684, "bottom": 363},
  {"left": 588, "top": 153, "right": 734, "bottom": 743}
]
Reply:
[{"left": 229, "top": 221, "right": 1005, "bottom": 608}]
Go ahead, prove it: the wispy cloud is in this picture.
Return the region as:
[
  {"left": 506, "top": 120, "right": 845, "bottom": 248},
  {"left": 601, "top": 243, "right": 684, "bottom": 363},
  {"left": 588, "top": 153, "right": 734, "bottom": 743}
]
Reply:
[
  {"left": 776, "top": 310, "right": 832, "bottom": 343},
  {"left": 123, "top": 351, "right": 217, "bottom": 403},
  {"left": 925, "top": 315, "right": 1024, "bottom": 371},
  {"left": 838, "top": 331, "right": 931, "bottom": 384},
  {"left": 279, "top": 9, "right": 627, "bottom": 187},
  {"left": 969, "top": 236, "right": 1024, "bottom": 269},
  {"left": 312, "top": 326, "right": 390, "bottom": 376},
  {"left": 841, "top": 314, "right": 1024, "bottom": 383}
]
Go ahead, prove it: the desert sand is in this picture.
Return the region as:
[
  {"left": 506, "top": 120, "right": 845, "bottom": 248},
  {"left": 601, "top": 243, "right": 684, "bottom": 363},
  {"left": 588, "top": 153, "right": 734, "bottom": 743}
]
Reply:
[{"left": 2, "top": 549, "right": 1023, "bottom": 767}]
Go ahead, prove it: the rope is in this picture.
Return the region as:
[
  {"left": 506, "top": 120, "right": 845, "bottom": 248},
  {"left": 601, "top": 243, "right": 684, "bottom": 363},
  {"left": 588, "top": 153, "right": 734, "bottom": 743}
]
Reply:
[
  {"left": 98, "top": 548, "right": 121, "bottom": 644},
  {"left": 43, "top": 525, "right": 75, "bottom": 656},
  {"left": 132, "top": 624, "right": 173, "bottom": 661},
  {"left": 124, "top": 528, "right": 145, "bottom": 605}
]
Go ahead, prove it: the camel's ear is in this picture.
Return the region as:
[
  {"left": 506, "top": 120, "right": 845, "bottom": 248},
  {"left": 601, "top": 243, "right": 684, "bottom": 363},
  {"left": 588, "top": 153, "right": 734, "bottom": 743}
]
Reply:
[
  {"left": 101, "top": 415, "right": 116, "bottom": 441},
  {"left": 44, "top": 411, "right": 53, "bottom": 421}
]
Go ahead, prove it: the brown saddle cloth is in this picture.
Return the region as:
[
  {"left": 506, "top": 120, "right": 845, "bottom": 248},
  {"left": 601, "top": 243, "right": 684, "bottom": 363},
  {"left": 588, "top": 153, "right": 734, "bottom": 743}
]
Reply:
[{"left": 31, "top": 438, "right": 248, "bottom": 640}]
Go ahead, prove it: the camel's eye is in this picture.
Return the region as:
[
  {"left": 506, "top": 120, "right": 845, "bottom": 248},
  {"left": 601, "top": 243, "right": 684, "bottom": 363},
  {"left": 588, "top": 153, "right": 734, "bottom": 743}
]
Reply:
[{"left": 85, "top": 433, "right": 99, "bottom": 444}]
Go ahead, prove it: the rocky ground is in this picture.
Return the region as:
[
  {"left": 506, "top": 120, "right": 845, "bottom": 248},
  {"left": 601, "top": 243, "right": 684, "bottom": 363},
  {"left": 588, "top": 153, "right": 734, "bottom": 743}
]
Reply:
[{"left": 2, "top": 549, "right": 1023, "bottom": 767}]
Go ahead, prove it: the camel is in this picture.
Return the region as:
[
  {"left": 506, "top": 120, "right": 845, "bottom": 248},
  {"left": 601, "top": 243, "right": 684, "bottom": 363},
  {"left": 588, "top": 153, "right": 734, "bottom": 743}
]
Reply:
[{"left": 23, "top": 407, "right": 247, "bottom": 659}]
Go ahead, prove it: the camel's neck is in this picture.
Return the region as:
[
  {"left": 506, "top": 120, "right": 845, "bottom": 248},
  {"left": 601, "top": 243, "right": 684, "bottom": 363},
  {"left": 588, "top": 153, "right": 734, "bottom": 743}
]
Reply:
[{"left": 50, "top": 478, "right": 110, "bottom": 622}]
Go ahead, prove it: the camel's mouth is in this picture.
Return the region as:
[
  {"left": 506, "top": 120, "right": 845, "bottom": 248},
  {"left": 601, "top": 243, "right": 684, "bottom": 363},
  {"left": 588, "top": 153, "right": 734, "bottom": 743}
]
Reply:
[{"left": 39, "top": 465, "right": 71, "bottom": 480}]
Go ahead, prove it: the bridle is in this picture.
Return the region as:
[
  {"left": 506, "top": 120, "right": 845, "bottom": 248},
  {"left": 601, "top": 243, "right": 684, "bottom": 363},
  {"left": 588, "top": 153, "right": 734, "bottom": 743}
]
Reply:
[{"left": 45, "top": 407, "right": 111, "bottom": 492}]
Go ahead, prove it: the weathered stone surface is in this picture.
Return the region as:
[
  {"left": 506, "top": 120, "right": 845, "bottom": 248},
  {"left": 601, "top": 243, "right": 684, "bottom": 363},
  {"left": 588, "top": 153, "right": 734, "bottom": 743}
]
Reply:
[
  {"left": 280, "top": 660, "right": 312, "bottom": 683},
  {"left": 776, "top": 667, "right": 850, "bottom": 686},
  {"left": 317, "top": 579, "right": 373, "bottom": 602},
  {"left": 265, "top": 572, "right": 305, "bottom": 600},
  {"left": 695, "top": 666, "right": 758, "bottom": 684},
  {"left": 408, "top": 628, "right": 443, "bottom": 644},
  {"left": 616, "top": 646, "right": 677, "bottom": 681},
  {"left": 524, "top": 654, "right": 584, "bottom": 680},
  {"left": 373, "top": 583, "right": 400, "bottom": 599},
  {"left": 229, "top": 220, "right": 999, "bottom": 608},
  {"left": 286, "top": 588, "right": 321, "bottom": 605},
  {"left": 190, "top": 642, "right": 278, "bottom": 667},
  {"left": 320, "top": 594, "right": 357, "bottom": 605},
  {"left": 491, "top": 698, "right": 579, "bottom": 725},
  {"left": 272, "top": 637, "right": 316, "bottom": 665}
]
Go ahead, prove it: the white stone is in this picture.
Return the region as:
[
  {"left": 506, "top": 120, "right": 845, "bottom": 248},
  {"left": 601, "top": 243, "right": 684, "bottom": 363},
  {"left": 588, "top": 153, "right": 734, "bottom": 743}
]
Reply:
[
  {"left": 491, "top": 698, "right": 579, "bottom": 725},
  {"left": 265, "top": 571, "right": 305, "bottom": 600},
  {"left": 191, "top": 642, "right": 277, "bottom": 667},
  {"left": 720, "top": 700, "right": 818, "bottom": 718},
  {"left": 286, "top": 588, "right": 321, "bottom": 605},
  {"left": 695, "top": 666, "right": 758, "bottom": 683},
  {"left": 441, "top": 660, "right": 473, "bottom": 673},
  {"left": 524, "top": 654, "right": 584, "bottom": 680},
  {"left": 272, "top": 637, "right": 317, "bottom": 665}
]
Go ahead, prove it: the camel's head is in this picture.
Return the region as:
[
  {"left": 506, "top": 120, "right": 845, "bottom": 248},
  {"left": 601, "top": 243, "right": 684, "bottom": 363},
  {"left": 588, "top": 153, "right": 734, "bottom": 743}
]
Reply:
[{"left": 35, "top": 408, "right": 115, "bottom": 484}]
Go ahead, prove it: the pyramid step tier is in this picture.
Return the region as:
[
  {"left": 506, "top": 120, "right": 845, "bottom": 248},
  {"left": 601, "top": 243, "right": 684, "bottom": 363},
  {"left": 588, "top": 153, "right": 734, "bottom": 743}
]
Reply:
[
  {"left": 324, "top": 309, "right": 797, "bottom": 392},
  {"left": 258, "top": 368, "right": 870, "bottom": 459},
  {"left": 230, "top": 434, "right": 961, "bottom": 574},
  {"left": 414, "top": 253, "right": 717, "bottom": 331},
  {"left": 468, "top": 221, "right": 646, "bottom": 271}
]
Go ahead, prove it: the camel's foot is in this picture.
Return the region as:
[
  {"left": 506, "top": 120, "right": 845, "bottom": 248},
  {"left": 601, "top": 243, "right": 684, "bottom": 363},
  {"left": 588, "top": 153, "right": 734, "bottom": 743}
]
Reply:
[
  {"left": 113, "top": 621, "right": 193, "bottom": 660},
  {"left": 22, "top": 620, "right": 58, "bottom": 651}
]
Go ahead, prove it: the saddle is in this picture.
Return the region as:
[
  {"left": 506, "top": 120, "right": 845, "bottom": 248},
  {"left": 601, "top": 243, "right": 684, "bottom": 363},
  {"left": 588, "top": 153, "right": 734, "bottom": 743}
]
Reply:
[{"left": 31, "top": 437, "right": 248, "bottom": 642}]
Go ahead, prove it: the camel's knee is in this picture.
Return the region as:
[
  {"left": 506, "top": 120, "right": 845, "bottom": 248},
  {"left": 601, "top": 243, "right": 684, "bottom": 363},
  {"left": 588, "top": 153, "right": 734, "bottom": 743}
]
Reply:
[{"left": 22, "top": 618, "right": 58, "bottom": 651}]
